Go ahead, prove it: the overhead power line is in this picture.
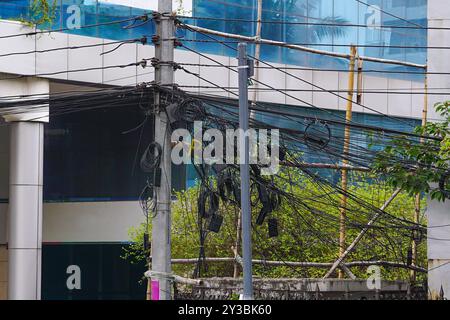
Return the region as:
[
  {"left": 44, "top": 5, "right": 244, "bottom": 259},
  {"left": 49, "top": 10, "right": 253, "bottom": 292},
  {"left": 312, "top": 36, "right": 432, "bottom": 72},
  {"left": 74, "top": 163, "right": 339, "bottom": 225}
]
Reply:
[
  {"left": 177, "top": 62, "right": 450, "bottom": 76},
  {"left": 0, "top": 37, "right": 148, "bottom": 59},
  {"left": 177, "top": 22, "right": 427, "bottom": 69},
  {"left": 0, "top": 59, "right": 151, "bottom": 82},
  {"left": 174, "top": 38, "right": 448, "bottom": 50},
  {"left": 177, "top": 14, "right": 446, "bottom": 31},
  {"left": 170, "top": 60, "right": 439, "bottom": 143},
  {"left": 177, "top": 85, "right": 450, "bottom": 96},
  {"left": 0, "top": 14, "right": 150, "bottom": 40},
  {"left": 353, "top": 0, "right": 424, "bottom": 29},
  {"left": 178, "top": 31, "right": 420, "bottom": 129}
]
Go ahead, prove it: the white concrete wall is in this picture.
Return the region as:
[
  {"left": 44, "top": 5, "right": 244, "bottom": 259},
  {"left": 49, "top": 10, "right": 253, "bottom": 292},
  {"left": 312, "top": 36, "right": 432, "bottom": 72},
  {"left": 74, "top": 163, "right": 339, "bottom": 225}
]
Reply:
[
  {"left": 427, "top": 197, "right": 450, "bottom": 299},
  {"left": 0, "top": 19, "right": 426, "bottom": 119},
  {"left": 175, "top": 51, "right": 425, "bottom": 119},
  {"left": 427, "top": 0, "right": 450, "bottom": 121},
  {"left": 427, "top": 0, "right": 450, "bottom": 300},
  {"left": 0, "top": 19, "right": 154, "bottom": 87},
  {"left": 43, "top": 201, "right": 143, "bottom": 243}
]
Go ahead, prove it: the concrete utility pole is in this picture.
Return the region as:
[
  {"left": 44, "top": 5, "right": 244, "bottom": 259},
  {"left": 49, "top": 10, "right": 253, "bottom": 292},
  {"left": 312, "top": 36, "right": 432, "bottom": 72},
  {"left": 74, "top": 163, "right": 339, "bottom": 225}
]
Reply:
[
  {"left": 234, "top": 0, "right": 262, "bottom": 280},
  {"left": 150, "top": 0, "right": 174, "bottom": 301},
  {"left": 238, "top": 43, "right": 254, "bottom": 300}
]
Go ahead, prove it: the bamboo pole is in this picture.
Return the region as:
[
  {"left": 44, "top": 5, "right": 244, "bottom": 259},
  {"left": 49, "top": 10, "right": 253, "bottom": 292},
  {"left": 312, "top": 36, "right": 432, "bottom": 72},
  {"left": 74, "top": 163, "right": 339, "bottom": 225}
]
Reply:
[
  {"left": 146, "top": 261, "right": 152, "bottom": 300},
  {"left": 152, "top": 257, "right": 426, "bottom": 273},
  {"left": 181, "top": 24, "right": 427, "bottom": 69},
  {"left": 233, "top": 211, "right": 242, "bottom": 278},
  {"left": 281, "top": 161, "right": 370, "bottom": 172},
  {"left": 324, "top": 188, "right": 402, "bottom": 279},
  {"left": 251, "top": 0, "right": 263, "bottom": 105},
  {"left": 338, "top": 45, "right": 357, "bottom": 279},
  {"left": 356, "top": 58, "right": 364, "bottom": 105},
  {"left": 411, "top": 69, "right": 429, "bottom": 283}
]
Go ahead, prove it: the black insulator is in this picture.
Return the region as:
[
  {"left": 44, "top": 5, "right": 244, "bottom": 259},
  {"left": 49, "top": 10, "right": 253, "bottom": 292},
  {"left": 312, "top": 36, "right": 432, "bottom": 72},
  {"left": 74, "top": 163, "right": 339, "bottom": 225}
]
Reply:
[
  {"left": 406, "top": 247, "right": 413, "bottom": 266},
  {"left": 279, "top": 148, "right": 286, "bottom": 162},
  {"left": 143, "top": 233, "right": 150, "bottom": 251},
  {"left": 198, "top": 192, "right": 207, "bottom": 218},
  {"left": 208, "top": 214, "right": 223, "bottom": 233},
  {"left": 208, "top": 192, "right": 220, "bottom": 216},
  {"left": 270, "top": 192, "right": 282, "bottom": 211},
  {"left": 140, "top": 142, "right": 162, "bottom": 173},
  {"left": 256, "top": 205, "right": 271, "bottom": 226},
  {"left": 233, "top": 185, "right": 241, "bottom": 206},
  {"left": 257, "top": 184, "right": 270, "bottom": 205},
  {"left": 251, "top": 164, "right": 261, "bottom": 177},
  {"left": 268, "top": 218, "right": 279, "bottom": 238}
]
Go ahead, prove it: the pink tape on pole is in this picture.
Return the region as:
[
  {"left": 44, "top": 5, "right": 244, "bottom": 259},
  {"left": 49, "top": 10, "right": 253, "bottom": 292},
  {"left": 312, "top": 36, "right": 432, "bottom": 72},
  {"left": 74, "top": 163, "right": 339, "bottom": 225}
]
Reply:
[{"left": 151, "top": 280, "right": 160, "bottom": 300}]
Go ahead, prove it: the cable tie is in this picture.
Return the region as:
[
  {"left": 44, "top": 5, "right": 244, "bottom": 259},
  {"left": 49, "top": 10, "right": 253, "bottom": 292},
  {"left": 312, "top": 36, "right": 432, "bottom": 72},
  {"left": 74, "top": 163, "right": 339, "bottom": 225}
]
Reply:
[
  {"left": 151, "top": 34, "right": 160, "bottom": 45},
  {"left": 144, "top": 270, "right": 175, "bottom": 281},
  {"left": 172, "top": 62, "right": 182, "bottom": 71},
  {"left": 150, "top": 57, "right": 160, "bottom": 68},
  {"left": 140, "top": 36, "right": 148, "bottom": 46},
  {"left": 139, "top": 59, "right": 148, "bottom": 69},
  {"left": 152, "top": 11, "right": 161, "bottom": 22},
  {"left": 139, "top": 14, "right": 149, "bottom": 22}
]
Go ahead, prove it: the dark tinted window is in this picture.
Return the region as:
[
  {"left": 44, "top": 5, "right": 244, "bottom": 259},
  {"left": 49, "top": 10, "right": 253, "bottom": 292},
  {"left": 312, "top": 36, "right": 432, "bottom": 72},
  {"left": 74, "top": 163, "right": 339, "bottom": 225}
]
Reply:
[{"left": 44, "top": 105, "right": 186, "bottom": 201}]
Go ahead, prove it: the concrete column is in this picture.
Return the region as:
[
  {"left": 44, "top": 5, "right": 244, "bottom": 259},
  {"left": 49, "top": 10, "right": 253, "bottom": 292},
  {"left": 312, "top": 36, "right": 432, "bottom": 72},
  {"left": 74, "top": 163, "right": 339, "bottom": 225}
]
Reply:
[
  {"left": 0, "top": 124, "right": 8, "bottom": 300},
  {"left": 427, "top": 0, "right": 450, "bottom": 300},
  {"left": 0, "top": 76, "right": 48, "bottom": 300},
  {"left": 8, "top": 122, "right": 44, "bottom": 300}
]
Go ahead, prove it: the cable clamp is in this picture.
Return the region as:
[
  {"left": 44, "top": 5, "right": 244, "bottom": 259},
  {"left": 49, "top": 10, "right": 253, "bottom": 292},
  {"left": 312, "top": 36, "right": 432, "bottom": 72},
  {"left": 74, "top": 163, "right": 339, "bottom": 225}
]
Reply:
[
  {"left": 138, "top": 14, "right": 149, "bottom": 22},
  {"left": 151, "top": 34, "right": 160, "bottom": 45},
  {"left": 172, "top": 62, "right": 182, "bottom": 71},
  {"left": 140, "top": 36, "right": 148, "bottom": 45},
  {"left": 152, "top": 11, "right": 162, "bottom": 22},
  {"left": 138, "top": 59, "right": 148, "bottom": 69},
  {"left": 150, "top": 57, "right": 160, "bottom": 68},
  {"left": 144, "top": 270, "right": 175, "bottom": 281},
  {"left": 173, "top": 38, "right": 183, "bottom": 48}
]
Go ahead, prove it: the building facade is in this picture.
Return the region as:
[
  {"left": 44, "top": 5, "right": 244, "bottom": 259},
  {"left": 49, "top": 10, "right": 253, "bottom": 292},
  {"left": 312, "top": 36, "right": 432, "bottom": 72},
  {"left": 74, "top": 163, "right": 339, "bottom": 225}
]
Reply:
[{"left": 0, "top": 0, "right": 448, "bottom": 299}]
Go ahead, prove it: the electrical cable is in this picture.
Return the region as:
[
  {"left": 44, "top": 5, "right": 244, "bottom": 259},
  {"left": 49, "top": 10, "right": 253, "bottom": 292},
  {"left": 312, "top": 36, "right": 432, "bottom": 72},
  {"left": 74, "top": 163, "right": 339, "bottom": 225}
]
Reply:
[{"left": 0, "top": 14, "right": 151, "bottom": 40}]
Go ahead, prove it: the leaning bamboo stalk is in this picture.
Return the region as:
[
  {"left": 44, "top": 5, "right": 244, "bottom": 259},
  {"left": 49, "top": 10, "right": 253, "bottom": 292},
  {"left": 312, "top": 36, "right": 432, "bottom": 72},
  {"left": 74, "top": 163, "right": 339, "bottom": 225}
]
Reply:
[
  {"left": 323, "top": 188, "right": 402, "bottom": 279},
  {"left": 281, "top": 161, "right": 370, "bottom": 172}
]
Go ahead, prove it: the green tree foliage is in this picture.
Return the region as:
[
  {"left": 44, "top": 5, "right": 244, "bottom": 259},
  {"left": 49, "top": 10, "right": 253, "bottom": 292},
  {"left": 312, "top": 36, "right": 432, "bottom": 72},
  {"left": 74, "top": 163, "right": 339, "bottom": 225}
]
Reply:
[
  {"left": 372, "top": 101, "right": 450, "bottom": 201},
  {"left": 123, "top": 169, "right": 426, "bottom": 282},
  {"left": 19, "top": 0, "right": 56, "bottom": 28}
]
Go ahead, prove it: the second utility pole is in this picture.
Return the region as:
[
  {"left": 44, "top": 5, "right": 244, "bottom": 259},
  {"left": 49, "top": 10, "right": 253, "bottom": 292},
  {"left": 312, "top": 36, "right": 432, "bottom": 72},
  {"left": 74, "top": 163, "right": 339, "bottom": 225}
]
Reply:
[
  {"left": 151, "top": 0, "right": 174, "bottom": 300},
  {"left": 238, "top": 43, "right": 254, "bottom": 300}
]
